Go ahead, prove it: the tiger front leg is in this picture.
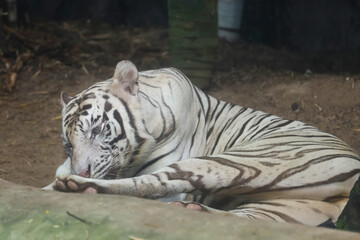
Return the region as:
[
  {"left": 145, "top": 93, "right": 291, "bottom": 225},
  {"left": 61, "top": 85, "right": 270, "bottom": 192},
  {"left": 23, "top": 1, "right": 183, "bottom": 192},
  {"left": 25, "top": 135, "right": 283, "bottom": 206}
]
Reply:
[
  {"left": 65, "top": 158, "right": 242, "bottom": 198},
  {"left": 65, "top": 172, "right": 195, "bottom": 198},
  {"left": 66, "top": 173, "right": 235, "bottom": 215}
]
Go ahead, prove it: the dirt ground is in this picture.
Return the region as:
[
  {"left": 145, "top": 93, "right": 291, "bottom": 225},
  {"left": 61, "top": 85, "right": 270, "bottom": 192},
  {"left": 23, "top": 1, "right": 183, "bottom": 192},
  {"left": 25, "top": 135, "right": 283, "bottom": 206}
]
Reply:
[{"left": 0, "top": 21, "right": 359, "bottom": 191}]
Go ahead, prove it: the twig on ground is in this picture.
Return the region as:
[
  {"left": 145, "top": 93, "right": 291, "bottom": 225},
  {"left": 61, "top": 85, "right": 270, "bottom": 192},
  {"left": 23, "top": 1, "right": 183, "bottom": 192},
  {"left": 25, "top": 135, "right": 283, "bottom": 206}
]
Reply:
[
  {"left": 66, "top": 211, "right": 94, "bottom": 225},
  {"left": 51, "top": 115, "right": 62, "bottom": 121}
]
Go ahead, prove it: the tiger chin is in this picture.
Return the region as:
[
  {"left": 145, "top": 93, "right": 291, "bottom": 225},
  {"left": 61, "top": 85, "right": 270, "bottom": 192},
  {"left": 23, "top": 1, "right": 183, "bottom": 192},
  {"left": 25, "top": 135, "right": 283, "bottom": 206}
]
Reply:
[{"left": 44, "top": 60, "right": 360, "bottom": 227}]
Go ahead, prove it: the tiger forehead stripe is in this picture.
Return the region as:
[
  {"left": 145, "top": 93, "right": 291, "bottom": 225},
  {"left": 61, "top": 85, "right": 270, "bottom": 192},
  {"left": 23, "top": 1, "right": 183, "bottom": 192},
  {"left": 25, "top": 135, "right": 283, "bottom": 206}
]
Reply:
[
  {"left": 82, "top": 92, "right": 96, "bottom": 101},
  {"left": 80, "top": 104, "right": 92, "bottom": 111},
  {"left": 105, "top": 101, "right": 112, "bottom": 112},
  {"left": 91, "top": 115, "right": 101, "bottom": 125}
]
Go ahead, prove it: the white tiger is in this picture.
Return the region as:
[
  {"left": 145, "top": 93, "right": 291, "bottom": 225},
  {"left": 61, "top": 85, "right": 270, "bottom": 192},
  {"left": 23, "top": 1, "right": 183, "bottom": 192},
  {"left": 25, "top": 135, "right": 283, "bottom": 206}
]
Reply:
[{"left": 44, "top": 60, "right": 360, "bottom": 227}]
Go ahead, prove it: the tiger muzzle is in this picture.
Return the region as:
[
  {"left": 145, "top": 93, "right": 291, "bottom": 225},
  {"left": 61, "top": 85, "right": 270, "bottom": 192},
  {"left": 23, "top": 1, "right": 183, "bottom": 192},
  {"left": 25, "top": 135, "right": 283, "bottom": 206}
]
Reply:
[{"left": 78, "top": 164, "right": 91, "bottom": 178}]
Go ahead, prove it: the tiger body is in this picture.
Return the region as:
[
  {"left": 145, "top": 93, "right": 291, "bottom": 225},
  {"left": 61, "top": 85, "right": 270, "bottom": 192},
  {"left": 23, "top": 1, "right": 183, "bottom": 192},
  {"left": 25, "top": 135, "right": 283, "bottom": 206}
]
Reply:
[{"left": 47, "top": 61, "right": 360, "bottom": 226}]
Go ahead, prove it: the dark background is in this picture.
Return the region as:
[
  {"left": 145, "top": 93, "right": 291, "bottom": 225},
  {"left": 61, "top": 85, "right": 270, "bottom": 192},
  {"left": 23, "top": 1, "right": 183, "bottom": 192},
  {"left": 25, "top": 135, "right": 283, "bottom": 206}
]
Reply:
[{"left": 2, "top": 0, "right": 360, "bottom": 52}]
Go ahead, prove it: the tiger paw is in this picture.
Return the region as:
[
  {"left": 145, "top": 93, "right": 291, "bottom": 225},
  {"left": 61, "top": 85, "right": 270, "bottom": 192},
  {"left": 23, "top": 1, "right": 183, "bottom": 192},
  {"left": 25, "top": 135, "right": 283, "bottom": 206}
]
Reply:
[
  {"left": 171, "top": 202, "right": 207, "bottom": 212},
  {"left": 53, "top": 174, "right": 72, "bottom": 192},
  {"left": 55, "top": 179, "right": 68, "bottom": 192},
  {"left": 66, "top": 175, "right": 98, "bottom": 194}
]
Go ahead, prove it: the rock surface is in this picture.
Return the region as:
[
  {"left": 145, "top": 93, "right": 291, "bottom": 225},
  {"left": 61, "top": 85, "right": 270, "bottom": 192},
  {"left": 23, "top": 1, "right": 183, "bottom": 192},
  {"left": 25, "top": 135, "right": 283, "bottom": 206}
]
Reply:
[{"left": 0, "top": 179, "right": 359, "bottom": 240}]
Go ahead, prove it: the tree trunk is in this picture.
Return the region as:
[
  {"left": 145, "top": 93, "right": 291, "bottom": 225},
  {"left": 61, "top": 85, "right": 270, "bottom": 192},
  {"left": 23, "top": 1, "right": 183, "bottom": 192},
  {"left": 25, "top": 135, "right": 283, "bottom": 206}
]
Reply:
[{"left": 168, "top": 0, "right": 217, "bottom": 89}]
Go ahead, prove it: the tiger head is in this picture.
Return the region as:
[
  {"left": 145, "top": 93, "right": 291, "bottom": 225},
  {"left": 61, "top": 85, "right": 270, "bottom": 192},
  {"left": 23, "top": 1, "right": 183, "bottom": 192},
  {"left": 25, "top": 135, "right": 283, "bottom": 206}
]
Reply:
[{"left": 61, "top": 60, "right": 153, "bottom": 179}]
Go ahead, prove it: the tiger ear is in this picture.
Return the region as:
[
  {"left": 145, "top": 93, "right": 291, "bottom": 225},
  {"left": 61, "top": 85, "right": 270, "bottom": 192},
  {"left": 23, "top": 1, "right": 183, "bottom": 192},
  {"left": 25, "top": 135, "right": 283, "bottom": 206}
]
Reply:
[
  {"left": 111, "top": 60, "right": 139, "bottom": 97},
  {"left": 60, "top": 91, "right": 73, "bottom": 107}
]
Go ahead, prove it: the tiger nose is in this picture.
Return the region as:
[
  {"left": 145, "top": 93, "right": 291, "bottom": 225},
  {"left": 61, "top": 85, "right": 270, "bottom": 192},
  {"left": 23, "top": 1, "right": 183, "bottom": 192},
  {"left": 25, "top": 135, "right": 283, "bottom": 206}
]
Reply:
[{"left": 78, "top": 165, "right": 91, "bottom": 178}]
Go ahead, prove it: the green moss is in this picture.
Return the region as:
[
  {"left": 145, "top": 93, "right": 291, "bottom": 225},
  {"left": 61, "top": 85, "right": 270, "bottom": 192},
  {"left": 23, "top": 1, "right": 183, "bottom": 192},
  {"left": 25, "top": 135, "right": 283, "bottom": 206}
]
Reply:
[
  {"left": 336, "top": 215, "right": 349, "bottom": 231},
  {"left": 336, "top": 176, "right": 360, "bottom": 232},
  {"left": 0, "top": 207, "right": 136, "bottom": 240}
]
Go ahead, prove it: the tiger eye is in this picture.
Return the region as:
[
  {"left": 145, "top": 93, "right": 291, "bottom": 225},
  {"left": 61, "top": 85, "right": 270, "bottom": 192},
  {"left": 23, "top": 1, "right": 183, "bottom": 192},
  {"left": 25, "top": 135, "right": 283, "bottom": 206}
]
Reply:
[{"left": 92, "top": 125, "right": 102, "bottom": 136}]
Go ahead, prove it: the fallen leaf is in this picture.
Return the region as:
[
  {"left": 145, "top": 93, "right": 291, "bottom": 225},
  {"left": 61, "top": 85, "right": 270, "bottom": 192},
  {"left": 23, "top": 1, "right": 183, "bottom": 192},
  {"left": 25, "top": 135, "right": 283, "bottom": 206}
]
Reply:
[
  {"left": 19, "top": 99, "right": 41, "bottom": 108},
  {"left": 6, "top": 72, "right": 17, "bottom": 92},
  {"left": 51, "top": 115, "right": 62, "bottom": 120},
  {"left": 144, "top": 223, "right": 161, "bottom": 228}
]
